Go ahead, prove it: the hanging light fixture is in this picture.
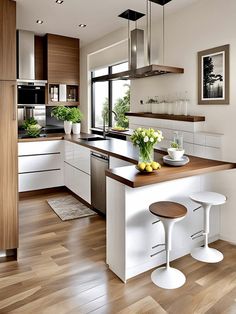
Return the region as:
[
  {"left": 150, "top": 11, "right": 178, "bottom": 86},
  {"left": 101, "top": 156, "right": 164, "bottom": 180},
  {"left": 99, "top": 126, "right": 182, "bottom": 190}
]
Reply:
[{"left": 92, "top": 0, "right": 184, "bottom": 82}]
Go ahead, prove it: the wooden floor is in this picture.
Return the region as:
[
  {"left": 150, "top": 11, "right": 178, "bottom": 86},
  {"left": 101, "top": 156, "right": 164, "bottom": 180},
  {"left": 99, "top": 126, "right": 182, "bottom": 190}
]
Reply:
[{"left": 0, "top": 191, "right": 236, "bottom": 313}]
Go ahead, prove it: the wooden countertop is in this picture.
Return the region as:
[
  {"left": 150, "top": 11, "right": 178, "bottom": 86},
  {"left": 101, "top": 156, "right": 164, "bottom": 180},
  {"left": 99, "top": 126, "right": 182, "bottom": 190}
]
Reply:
[
  {"left": 18, "top": 133, "right": 236, "bottom": 188},
  {"left": 106, "top": 152, "right": 236, "bottom": 188}
]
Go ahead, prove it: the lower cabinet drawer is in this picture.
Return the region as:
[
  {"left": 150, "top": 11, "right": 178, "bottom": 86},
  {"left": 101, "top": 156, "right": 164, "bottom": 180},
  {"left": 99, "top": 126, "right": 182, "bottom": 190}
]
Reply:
[
  {"left": 19, "top": 154, "right": 62, "bottom": 173},
  {"left": 64, "top": 162, "right": 91, "bottom": 204},
  {"left": 19, "top": 170, "right": 64, "bottom": 192}
]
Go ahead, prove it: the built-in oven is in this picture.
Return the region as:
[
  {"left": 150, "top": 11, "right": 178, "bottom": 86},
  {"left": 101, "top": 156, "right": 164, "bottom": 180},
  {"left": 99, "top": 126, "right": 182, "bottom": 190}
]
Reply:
[
  {"left": 17, "top": 83, "right": 46, "bottom": 105},
  {"left": 18, "top": 105, "right": 46, "bottom": 127}
]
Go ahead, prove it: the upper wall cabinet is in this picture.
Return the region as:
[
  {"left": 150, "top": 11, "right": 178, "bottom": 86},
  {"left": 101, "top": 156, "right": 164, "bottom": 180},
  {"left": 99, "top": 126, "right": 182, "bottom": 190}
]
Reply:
[
  {"left": 0, "top": 0, "right": 16, "bottom": 81},
  {"left": 46, "top": 34, "right": 80, "bottom": 85},
  {"left": 35, "top": 35, "right": 46, "bottom": 81}
]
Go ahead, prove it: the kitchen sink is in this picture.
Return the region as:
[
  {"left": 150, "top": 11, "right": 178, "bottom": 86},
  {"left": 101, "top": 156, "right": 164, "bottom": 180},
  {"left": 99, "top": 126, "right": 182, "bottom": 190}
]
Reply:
[{"left": 79, "top": 136, "right": 110, "bottom": 141}]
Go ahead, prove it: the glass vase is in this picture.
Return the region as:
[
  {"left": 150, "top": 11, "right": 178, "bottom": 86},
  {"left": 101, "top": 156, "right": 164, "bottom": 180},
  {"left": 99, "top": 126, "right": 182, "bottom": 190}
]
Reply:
[{"left": 138, "top": 146, "right": 154, "bottom": 164}]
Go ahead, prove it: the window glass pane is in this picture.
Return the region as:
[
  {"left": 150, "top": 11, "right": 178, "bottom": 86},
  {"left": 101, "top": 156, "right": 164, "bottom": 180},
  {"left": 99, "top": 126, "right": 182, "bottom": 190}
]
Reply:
[
  {"left": 93, "top": 81, "right": 108, "bottom": 128},
  {"left": 112, "top": 79, "right": 130, "bottom": 128},
  {"left": 93, "top": 67, "right": 108, "bottom": 78},
  {"left": 112, "top": 62, "right": 129, "bottom": 74}
]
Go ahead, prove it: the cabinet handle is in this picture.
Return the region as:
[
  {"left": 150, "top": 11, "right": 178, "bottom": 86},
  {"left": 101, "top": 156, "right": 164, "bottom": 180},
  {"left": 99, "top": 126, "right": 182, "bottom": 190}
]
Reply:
[{"left": 12, "top": 84, "right": 17, "bottom": 121}]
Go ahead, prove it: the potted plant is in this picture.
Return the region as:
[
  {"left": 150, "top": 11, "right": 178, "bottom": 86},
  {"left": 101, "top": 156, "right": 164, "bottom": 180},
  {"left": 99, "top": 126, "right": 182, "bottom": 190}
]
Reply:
[
  {"left": 22, "top": 118, "right": 42, "bottom": 137},
  {"left": 70, "top": 107, "right": 84, "bottom": 134},
  {"left": 51, "top": 106, "right": 73, "bottom": 135},
  {"left": 131, "top": 128, "right": 163, "bottom": 172}
]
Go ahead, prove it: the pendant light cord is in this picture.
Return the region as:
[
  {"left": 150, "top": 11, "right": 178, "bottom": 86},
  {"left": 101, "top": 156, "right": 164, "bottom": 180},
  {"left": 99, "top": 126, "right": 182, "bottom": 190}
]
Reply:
[{"left": 163, "top": 5, "right": 165, "bottom": 64}]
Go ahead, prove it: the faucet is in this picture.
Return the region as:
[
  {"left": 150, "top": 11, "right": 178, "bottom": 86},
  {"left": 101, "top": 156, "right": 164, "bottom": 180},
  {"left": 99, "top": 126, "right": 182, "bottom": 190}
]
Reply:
[{"left": 103, "top": 110, "right": 118, "bottom": 139}]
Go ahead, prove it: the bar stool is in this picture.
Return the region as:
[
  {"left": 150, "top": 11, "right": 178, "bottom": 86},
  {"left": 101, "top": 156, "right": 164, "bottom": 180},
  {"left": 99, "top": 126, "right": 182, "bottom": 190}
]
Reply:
[
  {"left": 190, "top": 191, "right": 226, "bottom": 263},
  {"left": 149, "top": 201, "right": 187, "bottom": 289}
]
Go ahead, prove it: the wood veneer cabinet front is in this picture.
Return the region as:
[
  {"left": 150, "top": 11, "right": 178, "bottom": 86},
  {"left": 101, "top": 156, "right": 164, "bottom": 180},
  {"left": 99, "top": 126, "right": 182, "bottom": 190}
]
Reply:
[
  {"left": 35, "top": 36, "right": 45, "bottom": 81},
  {"left": 0, "top": 0, "right": 16, "bottom": 81},
  {"left": 46, "top": 34, "right": 80, "bottom": 85},
  {"left": 0, "top": 81, "right": 18, "bottom": 250}
]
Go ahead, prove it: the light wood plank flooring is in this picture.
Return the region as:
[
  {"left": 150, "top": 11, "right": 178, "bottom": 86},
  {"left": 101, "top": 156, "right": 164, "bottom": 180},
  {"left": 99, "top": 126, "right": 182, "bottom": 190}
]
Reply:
[{"left": 0, "top": 191, "right": 236, "bottom": 313}]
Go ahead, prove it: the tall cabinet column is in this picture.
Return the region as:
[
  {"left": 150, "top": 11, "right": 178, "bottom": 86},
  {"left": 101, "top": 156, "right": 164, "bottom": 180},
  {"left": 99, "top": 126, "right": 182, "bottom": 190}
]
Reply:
[{"left": 0, "top": 0, "right": 18, "bottom": 260}]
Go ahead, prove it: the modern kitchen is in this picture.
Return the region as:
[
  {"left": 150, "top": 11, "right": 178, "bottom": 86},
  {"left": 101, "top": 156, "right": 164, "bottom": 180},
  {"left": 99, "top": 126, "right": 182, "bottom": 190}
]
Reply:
[{"left": 0, "top": 0, "right": 236, "bottom": 313}]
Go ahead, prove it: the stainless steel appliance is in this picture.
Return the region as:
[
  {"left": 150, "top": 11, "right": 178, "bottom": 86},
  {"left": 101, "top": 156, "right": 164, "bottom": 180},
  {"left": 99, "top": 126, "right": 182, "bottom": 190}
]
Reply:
[
  {"left": 18, "top": 105, "right": 46, "bottom": 127},
  {"left": 91, "top": 152, "right": 109, "bottom": 215},
  {"left": 17, "top": 81, "right": 46, "bottom": 127}
]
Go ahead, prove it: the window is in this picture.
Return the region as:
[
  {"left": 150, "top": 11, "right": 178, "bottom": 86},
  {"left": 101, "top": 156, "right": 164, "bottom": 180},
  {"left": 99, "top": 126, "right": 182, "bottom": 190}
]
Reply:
[{"left": 91, "top": 62, "right": 130, "bottom": 129}]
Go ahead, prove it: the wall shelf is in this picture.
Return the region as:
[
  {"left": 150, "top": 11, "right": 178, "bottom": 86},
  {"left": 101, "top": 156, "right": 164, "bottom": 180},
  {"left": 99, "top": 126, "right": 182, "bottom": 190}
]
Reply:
[{"left": 125, "top": 112, "right": 205, "bottom": 122}]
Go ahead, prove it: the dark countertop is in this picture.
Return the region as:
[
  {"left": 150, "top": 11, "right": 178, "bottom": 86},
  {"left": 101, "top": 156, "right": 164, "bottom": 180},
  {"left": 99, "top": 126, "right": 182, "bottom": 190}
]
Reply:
[{"left": 18, "top": 132, "right": 139, "bottom": 164}]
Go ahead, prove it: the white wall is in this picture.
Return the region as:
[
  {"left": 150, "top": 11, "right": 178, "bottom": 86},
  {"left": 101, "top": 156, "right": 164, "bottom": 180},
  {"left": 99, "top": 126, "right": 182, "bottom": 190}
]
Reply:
[
  {"left": 80, "top": 28, "right": 128, "bottom": 133},
  {"left": 80, "top": 0, "right": 236, "bottom": 243},
  {"left": 131, "top": 0, "right": 236, "bottom": 161}
]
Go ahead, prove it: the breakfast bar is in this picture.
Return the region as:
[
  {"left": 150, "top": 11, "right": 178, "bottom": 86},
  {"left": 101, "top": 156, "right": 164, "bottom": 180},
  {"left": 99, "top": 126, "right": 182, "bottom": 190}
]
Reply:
[{"left": 106, "top": 153, "right": 236, "bottom": 282}]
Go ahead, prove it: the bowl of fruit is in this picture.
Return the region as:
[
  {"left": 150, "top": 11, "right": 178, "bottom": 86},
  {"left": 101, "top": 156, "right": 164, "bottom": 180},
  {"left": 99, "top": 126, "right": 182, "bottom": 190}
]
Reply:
[{"left": 136, "top": 161, "right": 161, "bottom": 174}]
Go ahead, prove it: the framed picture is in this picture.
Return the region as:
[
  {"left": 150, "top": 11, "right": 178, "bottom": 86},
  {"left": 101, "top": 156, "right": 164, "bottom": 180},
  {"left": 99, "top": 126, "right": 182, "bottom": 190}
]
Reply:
[{"left": 198, "top": 44, "right": 230, "bottom": 105}]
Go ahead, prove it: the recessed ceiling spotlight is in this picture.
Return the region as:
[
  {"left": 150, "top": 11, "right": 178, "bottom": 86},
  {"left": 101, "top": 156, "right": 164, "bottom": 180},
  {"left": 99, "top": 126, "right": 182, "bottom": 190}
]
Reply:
[
  {"left": 78, "top": 24, "right": 87, "bottom": 28},
  {"left": 36, "top": 20, "right": 44, "bottom": 24},
  {"left": 56, "top": 0, "right": 64, "bottom": 4}
]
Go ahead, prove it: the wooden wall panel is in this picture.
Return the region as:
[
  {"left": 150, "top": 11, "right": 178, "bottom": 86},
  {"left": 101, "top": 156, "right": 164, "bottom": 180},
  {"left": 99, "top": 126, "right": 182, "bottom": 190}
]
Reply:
[
  {"left": 0, "top": 81, "right": 18, "bottom": 250},
  {"left": 0, "top": 0, "right": 16, "bottom": 81}
]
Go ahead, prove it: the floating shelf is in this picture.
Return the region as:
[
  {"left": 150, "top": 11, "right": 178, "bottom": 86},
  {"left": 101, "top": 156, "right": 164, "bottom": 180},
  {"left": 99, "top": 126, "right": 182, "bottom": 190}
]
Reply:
[{"left": 125, "top": 112, "right": 205, "bottom": 122}]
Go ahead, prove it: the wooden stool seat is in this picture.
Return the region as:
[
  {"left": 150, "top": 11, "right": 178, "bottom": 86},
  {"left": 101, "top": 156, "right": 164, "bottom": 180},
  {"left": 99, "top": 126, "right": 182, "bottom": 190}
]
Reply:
[{"left": 149, "top": 201, "right": 187, "bottom": 219}]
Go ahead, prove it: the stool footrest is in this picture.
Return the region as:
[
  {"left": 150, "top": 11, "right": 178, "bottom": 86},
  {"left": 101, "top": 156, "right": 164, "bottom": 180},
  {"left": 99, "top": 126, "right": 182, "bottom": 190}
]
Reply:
[
  {"left": 152, "top": 243, "right": 165, "bottom": 250},
  {"left": 193, "top": 205, "right": 202, "bottom": 212},
  {"left": 191, "top": 230, "right": 204, "bottom": 240},
  {"left": 150, "top": 249, "right": 166, "bottom": 257}
]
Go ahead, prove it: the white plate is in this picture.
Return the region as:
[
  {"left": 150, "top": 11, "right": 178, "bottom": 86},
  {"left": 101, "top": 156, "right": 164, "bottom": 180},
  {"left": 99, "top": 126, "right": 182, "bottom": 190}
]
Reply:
[{"left": 163, "top": 155, "right": 190, "bottom": 166}]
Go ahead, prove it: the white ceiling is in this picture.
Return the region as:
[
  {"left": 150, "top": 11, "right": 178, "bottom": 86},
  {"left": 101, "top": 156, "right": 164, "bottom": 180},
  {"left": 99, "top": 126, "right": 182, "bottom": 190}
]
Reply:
[{"left": 16, "top": 0, "right": 198, "bottom": 46}]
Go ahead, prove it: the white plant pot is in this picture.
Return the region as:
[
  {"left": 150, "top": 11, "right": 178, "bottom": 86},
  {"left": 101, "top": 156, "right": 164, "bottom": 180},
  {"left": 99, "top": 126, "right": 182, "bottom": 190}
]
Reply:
[
  {"left": 64, "top": 121, "right": 72, "bottom": 135},
  {"left": 72, "top": 123, "right": 81, "bottom": 134}
]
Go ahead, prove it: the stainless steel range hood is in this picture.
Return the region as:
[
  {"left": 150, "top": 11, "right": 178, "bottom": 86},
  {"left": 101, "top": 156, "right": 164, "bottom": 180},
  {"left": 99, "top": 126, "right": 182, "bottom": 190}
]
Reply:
[
  {"left": 92, "top": 1, "right": 184, "bottom": 82},
  {"left": 17, "top": 30, "right": 47, "bottom": 84}
]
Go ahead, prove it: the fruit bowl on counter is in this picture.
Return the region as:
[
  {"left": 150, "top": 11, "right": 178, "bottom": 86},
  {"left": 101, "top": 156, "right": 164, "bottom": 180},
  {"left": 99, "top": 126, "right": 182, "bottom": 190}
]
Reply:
[{"left": 136, "top": 161, "right": 161, "bottom": 174}]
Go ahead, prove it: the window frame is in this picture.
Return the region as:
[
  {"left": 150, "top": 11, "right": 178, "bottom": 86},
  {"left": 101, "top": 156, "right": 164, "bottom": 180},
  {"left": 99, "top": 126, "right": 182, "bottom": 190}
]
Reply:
[{"left": 91, "top": 62, "right": 129, "bottom": 129}]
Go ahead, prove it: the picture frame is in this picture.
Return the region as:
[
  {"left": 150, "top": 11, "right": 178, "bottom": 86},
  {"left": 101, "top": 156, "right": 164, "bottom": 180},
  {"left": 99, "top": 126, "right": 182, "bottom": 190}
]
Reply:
[{"left": 198, "top": 44, "right": 230, "bottom": 105}]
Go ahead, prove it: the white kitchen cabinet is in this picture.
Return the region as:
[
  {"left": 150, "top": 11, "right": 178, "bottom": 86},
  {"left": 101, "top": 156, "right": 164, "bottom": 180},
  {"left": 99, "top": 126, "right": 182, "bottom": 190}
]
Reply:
[
  {"left": 64, "top": 162, "right": 91, "bottom": 204},
  {"left": 19, "top": 170, "right": 63, "bottom": 192},
  {"left": 19, "top": 154, "right": 61, "bottom": 173},
  {"left": 18, "top": 140, "right": 62, "bottom": 156},
  {"left": 18, "top": 140, "right": 64, "bottom": 192},
  {"left": 64, "top": 141, "right": 90, "bottom": 174}
]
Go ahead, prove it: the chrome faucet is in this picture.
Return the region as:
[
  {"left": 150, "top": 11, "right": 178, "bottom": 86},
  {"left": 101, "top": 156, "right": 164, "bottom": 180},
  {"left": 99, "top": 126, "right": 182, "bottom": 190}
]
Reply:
[{"left": 103, "top": 110, "right": 118, "bottom": 139}]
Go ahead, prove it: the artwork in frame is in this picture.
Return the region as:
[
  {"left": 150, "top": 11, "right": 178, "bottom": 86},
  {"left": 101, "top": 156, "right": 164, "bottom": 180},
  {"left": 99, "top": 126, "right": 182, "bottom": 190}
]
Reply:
[{"left": 198, "top": 44, "right": 229, "bottom": 105}]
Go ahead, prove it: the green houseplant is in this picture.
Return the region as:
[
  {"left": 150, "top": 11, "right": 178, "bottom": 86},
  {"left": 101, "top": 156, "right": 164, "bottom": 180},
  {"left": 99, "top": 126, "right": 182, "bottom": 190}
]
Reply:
[
  {"left": 51, "top": 106, "right": 73, "bottom": 135},
  {"left": 22, "top": 118, "right": 42, "bottom": 137},
  {"left": 70, "top": 107, "right": 84, "bottom": 134}
]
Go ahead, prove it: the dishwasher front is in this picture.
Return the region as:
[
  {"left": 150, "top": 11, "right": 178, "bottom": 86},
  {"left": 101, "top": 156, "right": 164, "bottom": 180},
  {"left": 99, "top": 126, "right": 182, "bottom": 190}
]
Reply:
[{"left": 91, "top": 152, "right": 109, "bottom": 215}]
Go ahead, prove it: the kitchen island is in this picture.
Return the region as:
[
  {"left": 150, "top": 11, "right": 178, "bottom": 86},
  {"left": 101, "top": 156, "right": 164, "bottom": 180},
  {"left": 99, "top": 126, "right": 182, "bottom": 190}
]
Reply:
[
  {"left": 106, "top": 152, "right": 236, "bottom": 282},
  {"left": 18, "top": 133, "right": 236, "bottom": 283}
]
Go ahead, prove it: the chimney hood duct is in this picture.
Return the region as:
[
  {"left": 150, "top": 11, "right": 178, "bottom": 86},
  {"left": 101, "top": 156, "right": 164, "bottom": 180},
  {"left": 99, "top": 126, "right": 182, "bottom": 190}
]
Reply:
[
  {"left": 17, "top": 30, "right": 47, "bottom": 84},
  {"left": 92, "top": 1, "right": 184, "bottom": 82}
]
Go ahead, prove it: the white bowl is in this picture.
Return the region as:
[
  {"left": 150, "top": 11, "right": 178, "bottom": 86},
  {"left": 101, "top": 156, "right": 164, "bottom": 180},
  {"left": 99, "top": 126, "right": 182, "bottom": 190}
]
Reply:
[{"left": 167, "top": 148, "right": 185, "bottom": 161}]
